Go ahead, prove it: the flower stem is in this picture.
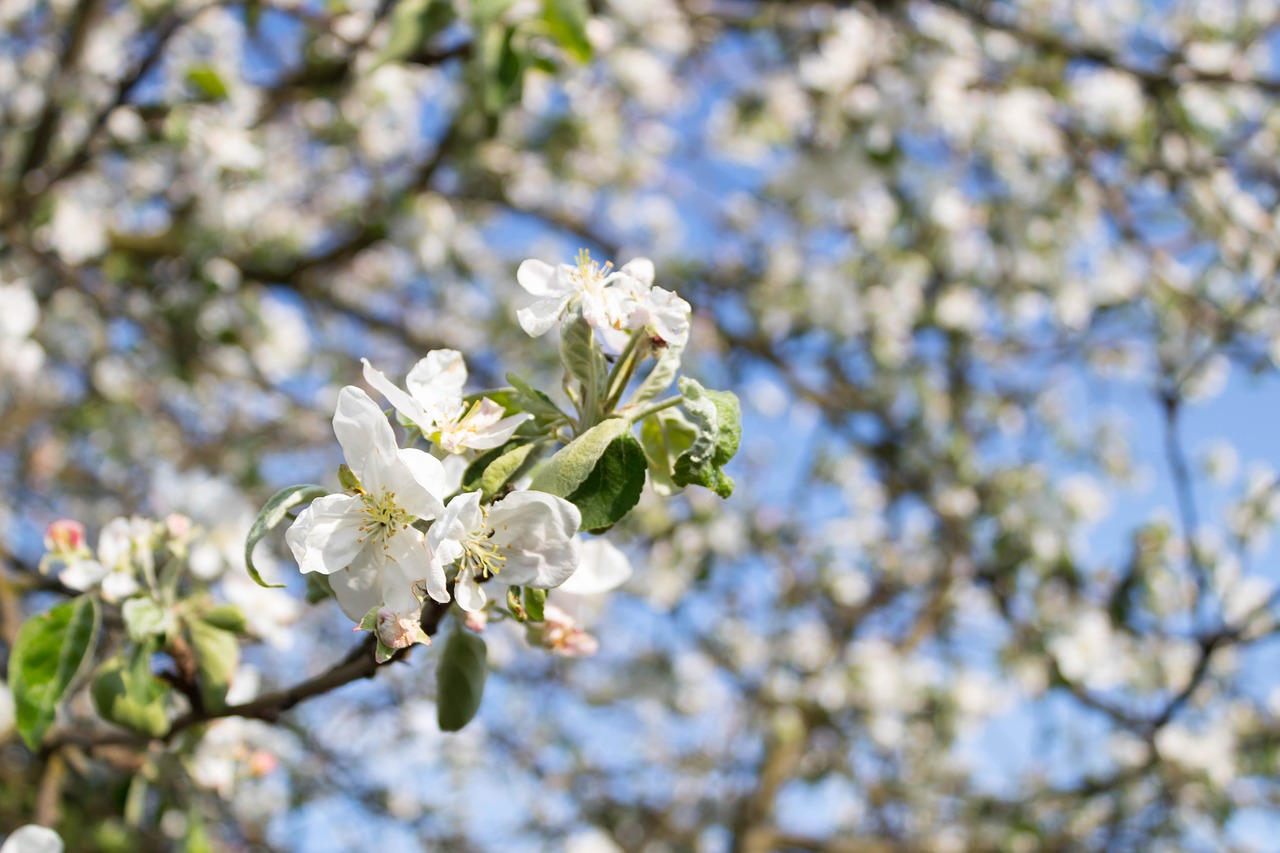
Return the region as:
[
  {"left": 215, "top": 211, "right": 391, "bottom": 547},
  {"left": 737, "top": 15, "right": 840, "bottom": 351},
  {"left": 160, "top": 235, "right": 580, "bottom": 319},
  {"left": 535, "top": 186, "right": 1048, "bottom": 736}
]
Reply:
[
  {"left": 627, "top": 395, "right": 682, "bottom": 423},
  {"left": 604, "top": 329, "right": 647, "bottom": 413}
]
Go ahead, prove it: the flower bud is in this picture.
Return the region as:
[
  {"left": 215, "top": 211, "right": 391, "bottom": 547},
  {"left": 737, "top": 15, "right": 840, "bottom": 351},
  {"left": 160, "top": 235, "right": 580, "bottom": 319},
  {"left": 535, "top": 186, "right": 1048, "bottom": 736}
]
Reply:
[
  {"left": 43, "top": 519, "right": 86, "bottom": 556},
  {"left": 375, "top": 607, "right": 430, "bottom": 650},
  {"left": 527, "top": 605, "right": 600, "bottom": 657}
]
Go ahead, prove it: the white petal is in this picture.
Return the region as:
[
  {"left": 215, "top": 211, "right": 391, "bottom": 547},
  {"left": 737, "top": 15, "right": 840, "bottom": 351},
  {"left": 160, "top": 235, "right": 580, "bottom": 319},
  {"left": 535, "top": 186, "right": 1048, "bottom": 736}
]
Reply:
[
  {"left": 391, "top": 448, "right": 448, "bottom": 520},
  {"left": 285, "top": 493, "right": 366, "bottom": 575},
  {"left": 329, "top": 563, "right": 381, "bottom": 621},
  {"left": 422, "top": 555, "right": 452, "bottom": 604},
  {"left": 517, "top": 296, "right": 569, "bottom": 337},
  {"left": 426, "top": 491, "right": 484, "bottom": 556},
  {"left": 380, "top": 554, "right": 424, "bottom": 615},
  {"left": 361, "top": 359, "right": 434, "bottom": 430},
  {"left": 381, "top": 526, "right": 434, "bottom": 582},
  {"left": 516, "top": 259, "right": 564, "bottom": 297},
  {"left": 1, "top": 825, "right": 64, "bottom": 853},
  {"left": 455, "top": 413, "right": 533, "bottom": 450},
  {"left": 333, "top": 386, "right": 400, "bottom": 491},
  {"left": 559, "top": 538, "right": 632, "bottom": 595},
  {"left": 59, "top": 559, "right": 107, "bottom": 592},
  {"left": 454, "top": 569, "right": 487, "bottom": 612},
  {"left": 405, "top": 349, "right": 467, "bottom": 404},
  {"left": 489, "top": 491, "right": 581, "bottom": 588},
  {"left": 620, "top": 257, "right": 655, "bottom": 287},
  {"left": 100, "top": 571, "right": 140, "bottom": 604}
]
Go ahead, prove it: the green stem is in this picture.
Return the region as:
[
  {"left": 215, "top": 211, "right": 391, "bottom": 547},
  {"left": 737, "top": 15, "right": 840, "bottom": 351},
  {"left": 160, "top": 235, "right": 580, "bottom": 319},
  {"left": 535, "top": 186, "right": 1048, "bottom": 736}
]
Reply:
[
  {"left": 627, "top": 395, "right": 682, "bottom": 423},
  {"left": 604, "top": 330, "right": 648, "bottom": 413}
]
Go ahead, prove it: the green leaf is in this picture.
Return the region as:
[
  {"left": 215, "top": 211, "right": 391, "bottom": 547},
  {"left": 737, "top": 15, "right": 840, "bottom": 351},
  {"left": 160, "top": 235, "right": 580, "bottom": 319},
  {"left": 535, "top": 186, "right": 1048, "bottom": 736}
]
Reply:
[
  {"left": 122, "top": 597, "right": 173, "bottom": 644},
  {"left": 523, "top": 587, "right": 546, "bottom": 622},
  {"left": 188, "top": 618, "right": 239, "bottom": 713},
  {"left": 245, "top": 484, "right": 329, "bottom": 588},
  {"left": 90, "top": 644, "right": 170, "bottom": 738},
  {"left": 9, "top": 596, "right": 101, "bottom": 749},
  {"left": 437, "top": 628, "right": 488, "bottom": 732},
  {"left": 477, "top": 25, "right": 527, "bottom": 114},
  {"left": 305, "top": 572, "right": 335, "bottom": 604},
  {"left": 200, "top": 604, "right": 248, "bottom": 635},
  {"left": 560, "top": 311, "right": 607, "bottom": 409},
  {"left": 672, "top": 378, "right": 741, "bottom": 498},
  {"left": 185, "top": 65, "right": 229, "bottom": 101},
  {"left": 376, "top": 0, "right": 452, "bottom": 67},
  {"left": 483, "top": 443, "right": 539, "bottom": 494},
  {"left": 629, "top": 342, "right": 684, "bottom": 406},
  {"left": 567, "top": 431, "right": 646, "bottom": 531},
  {"left": 530, "top": 416, "right": 628, "bottom": 501},
  {"left": 507, "top": 372, "right": 566, "bottom": 420},
  {"left": 471, "top": 0, "right": 520, "bottom": 27},
  {"left": 506, "top": 585, "right": 527, "bottom": 621},
  {"left": 543, "top": 0, "right": 592, "bottom": 63},
  {"left": 638, "top": 408, "right": 698, "bottom": 496},
  {"left": 337, "top": 463, "right": 361, "bottom": 492}
]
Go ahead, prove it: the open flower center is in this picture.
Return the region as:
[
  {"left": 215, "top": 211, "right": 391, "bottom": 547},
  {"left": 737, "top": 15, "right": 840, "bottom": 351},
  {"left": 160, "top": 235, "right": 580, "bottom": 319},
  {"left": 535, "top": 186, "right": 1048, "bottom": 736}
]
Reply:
[
  {"left": 570, "top": 249, "right": 613, "bottom": 297},
  {"left": 358, "top": 489, "right": 410, "bottom": 545},
  {"left": 460, "top": 510, "right": 510, "bottom": 579}
]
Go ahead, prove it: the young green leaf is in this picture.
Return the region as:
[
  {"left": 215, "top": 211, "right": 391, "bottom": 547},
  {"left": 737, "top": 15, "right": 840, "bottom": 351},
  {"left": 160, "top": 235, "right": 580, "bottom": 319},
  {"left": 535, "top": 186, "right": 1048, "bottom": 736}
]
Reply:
[
  {"left": 530, "top": 417, "right": 629, "bottom": 500},
  {"left": 543, "top": 0, "right": 592, "bottom": 63},
  {"left": 376, "top": 0, "right": 453, "bottom": 67},
  {"left": 185, "top": 65, "right": 229, "bottom": 101},
  {"left": 188, "top": 618, "right": 239, "bottom": 713},
  {"left": 9, "top": 595, "right": 101, "bottom": 749},
  {"left": 90, "top": 644, "right": 170, "bottom": 738},
  {"left": 437, "top": 628, "right": 488, "bottom": 732},
  {"left": 628, "top": 341, "right": 684, "bottom": 407},
  {"left": 560, "top": 311, "right": 607, "bottom": 416},
  {"left": 244, "top": 483, "right": 328, "bottom": 588},
  {"left": 199, "top": 603, "right": 248, "bottom": 635},
  {"left": 671, "top": 377, "right": 741, "bottom": 498},
  {"left": 638, "top": 408, "right": 699, "bottom": 496},
  {"left": 507, "top": 372, "right": 566, "bottom": 420},
  {"left": 523, "top": 587, "right": 547, "bottom": 622}
]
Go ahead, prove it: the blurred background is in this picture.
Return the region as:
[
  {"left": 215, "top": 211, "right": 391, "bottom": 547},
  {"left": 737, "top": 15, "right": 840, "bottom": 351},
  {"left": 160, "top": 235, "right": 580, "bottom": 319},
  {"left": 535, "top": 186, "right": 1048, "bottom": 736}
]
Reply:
[{"left": 3, "top": 0, "right": 1280, "bottom": 850}]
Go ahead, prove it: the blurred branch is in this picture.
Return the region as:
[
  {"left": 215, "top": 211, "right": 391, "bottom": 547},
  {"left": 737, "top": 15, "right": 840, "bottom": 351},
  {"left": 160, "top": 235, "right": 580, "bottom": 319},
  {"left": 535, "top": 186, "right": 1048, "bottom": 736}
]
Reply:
[{"left": 930, "top": 0, "right": 1280, "bottom": 94}]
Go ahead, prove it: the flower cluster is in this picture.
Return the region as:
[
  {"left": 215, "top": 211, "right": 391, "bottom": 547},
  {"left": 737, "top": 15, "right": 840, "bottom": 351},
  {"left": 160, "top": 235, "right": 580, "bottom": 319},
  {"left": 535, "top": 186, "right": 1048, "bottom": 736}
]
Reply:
[
  {"left": 43, "top": 514, "right": 194, "bottom": 603},
  {"left": 516, "top": 250, "right": 691, "bottom": 351},
  {"left": 281, "top": 252, "right": 727, "bottom": 669},
  {"left": 284, "top": 383, "right": 586, "bottom": 654}
]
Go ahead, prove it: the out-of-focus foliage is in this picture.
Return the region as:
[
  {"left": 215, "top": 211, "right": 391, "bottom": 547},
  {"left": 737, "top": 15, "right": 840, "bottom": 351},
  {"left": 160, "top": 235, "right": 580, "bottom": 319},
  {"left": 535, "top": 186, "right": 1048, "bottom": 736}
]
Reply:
[{"left": 3, "top": 0, "right": 1280, "bottom": 851}]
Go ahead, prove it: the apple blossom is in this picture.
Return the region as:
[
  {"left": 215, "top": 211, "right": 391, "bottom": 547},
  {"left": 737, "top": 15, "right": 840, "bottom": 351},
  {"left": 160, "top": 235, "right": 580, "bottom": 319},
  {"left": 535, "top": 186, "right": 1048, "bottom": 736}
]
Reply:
[
  {"left": 427, "top": 490, "right": 581, "bottom": 612},
  {"left": 0, "top": 827, "right": 62, "bottom": 853},
  {"left": 362, "top": 351, "right": 531, "bottom": 453},
  {"left": 285, "top": 386, "right": 449, "bottom": 621},
  {"left": 526, "top": 605, "right": 600, "bottom": 657},
  {"left": 515, "top": 250, "right": 656, "bottom": 349}
]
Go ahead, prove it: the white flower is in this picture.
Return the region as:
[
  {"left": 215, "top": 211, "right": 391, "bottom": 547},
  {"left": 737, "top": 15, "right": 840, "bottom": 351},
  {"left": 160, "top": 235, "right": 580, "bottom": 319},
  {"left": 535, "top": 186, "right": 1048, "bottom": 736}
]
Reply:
[
  {"left": 558, "top": 537, "right": 632, "bottom": 595},
  {"left": 286, "top": 386, "right": 450, "bottom": 622},
  {"left": 57, "top": 516, "right": 152, "bottom": 602},
  {"left": 515, "top": 251, "right": 656, "bottom": 346},
  {"left": 0, "top": 826, "right": 63, "bottom": 853},
  {"left": 427, "top": 490, "right": 581, "bottom": 612},
  {"left": 362, "top": 350, "right": 530, "bottom": 454}
]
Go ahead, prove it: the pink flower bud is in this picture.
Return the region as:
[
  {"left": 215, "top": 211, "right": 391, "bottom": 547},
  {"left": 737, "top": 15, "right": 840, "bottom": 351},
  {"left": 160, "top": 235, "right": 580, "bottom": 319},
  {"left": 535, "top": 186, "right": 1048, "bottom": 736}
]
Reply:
[
  {"left": 375, "top": 607, "right": 430, "bottom": 650},
  {"left": 463, "top": 610, "right": 488, "bottom": 633},
  {"left": 164, "top": 513, "right": 193, "bottom": 541},
  {"left": 44, "top": 519, "right": 86, "bottom": 555},
  {"left": 528, "top": 605, "right": 600, "bottom": 657},
  {"left": 247, "top": 749, "right": 278, "bottom": 777}
]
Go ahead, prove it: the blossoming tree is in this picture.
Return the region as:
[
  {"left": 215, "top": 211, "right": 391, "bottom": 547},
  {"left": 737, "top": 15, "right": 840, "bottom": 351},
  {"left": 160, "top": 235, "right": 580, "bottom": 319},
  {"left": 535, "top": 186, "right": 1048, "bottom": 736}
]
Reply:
[{"left": 4, "top": 0, "right": 1280, "bottom": 851}]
